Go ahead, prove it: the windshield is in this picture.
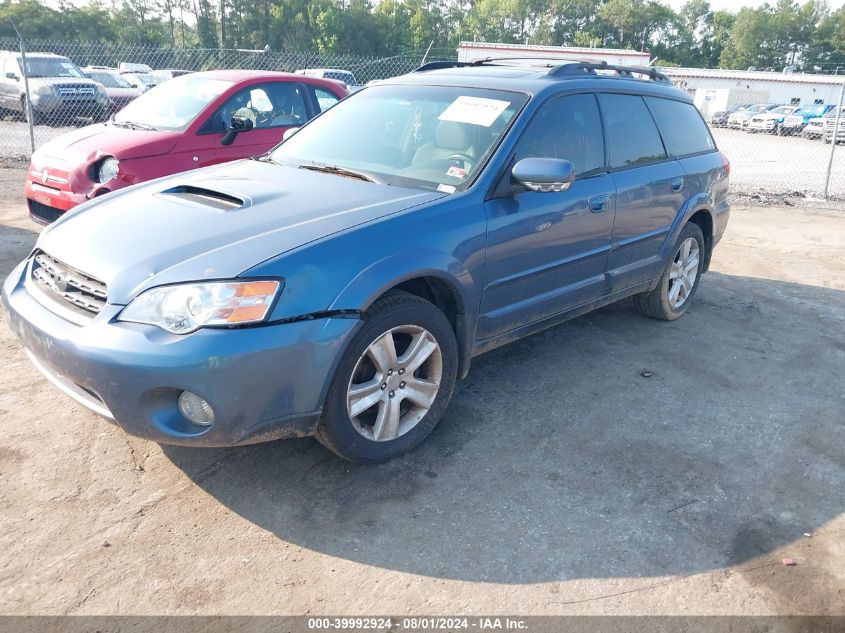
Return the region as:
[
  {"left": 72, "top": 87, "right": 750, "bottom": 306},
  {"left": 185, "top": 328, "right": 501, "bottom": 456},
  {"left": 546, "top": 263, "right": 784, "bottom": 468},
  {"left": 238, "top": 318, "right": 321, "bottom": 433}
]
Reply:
[
  {"left": 113, "top": 74, "right": 233, "bottom": 132},
  {"left": 800, "top": 105, "right": 830, "bottom": 116},
  {"left": 130, "top": 73, "right": 161, "bottom": 86},
  {"left": 87, "top": 71, "right": 132, "bottom": 88},
  {"left": 771, "top": 106, "right": 795, "bottom": 114},
  {"left": 21, "top": 57, "right": 84, "bottom": 78},
  {"left": 325, "top": 71, "right": 356, "bottom": 84},
  {"left": 271, "top": 84, "right": 527, "bottom": 192}
]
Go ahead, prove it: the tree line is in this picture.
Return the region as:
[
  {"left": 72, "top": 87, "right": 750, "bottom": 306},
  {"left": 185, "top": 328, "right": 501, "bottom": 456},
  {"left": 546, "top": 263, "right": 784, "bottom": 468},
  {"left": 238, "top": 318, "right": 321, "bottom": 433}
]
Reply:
[{"left": 1, "top": 0, "right": 843, "bottom": 72}]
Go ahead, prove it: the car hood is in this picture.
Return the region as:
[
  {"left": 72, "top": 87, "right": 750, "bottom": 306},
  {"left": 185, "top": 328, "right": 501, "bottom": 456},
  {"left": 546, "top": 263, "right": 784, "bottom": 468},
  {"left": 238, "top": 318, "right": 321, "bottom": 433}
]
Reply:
[
  {"left": 104, "top": 87, "right": 141, "bottom": 100},
  {"left": 36, "top": 160, "right": 446, "bottom": 304},
  {"left": 754, "top": 112, "right": 786, "bottom": 120},
  {"left": 33, "top": 123, "right": 181, "bottom": 163}
]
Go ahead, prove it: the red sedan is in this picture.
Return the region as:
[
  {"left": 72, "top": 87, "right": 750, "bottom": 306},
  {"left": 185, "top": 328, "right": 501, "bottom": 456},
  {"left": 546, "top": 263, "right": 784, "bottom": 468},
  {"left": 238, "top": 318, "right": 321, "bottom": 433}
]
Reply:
[{"left": 25, "top": 70, "right": 348, "bottom": 224}]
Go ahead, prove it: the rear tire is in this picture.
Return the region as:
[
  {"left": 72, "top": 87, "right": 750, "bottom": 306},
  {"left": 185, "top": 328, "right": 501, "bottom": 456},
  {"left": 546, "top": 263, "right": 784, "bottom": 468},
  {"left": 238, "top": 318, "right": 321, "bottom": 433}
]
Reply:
[
  {"left": 316, "top": 291, "right": 458, "bottom": 463},
  {"left": 633, "top": 222, "right": 706, "bottom": 321}
]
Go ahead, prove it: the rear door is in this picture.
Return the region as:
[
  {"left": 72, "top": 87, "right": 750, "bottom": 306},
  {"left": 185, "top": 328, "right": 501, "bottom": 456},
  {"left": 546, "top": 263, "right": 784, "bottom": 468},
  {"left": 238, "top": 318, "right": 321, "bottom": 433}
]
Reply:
[
  {"left": 599, "top": 93, "right": 686, "bottom": 292},
  {"left": 210, "top": 81, "right": 312, "bottom": 164},
  {"left": 478, "top": 93, "right": 616, "bottom": 340}
]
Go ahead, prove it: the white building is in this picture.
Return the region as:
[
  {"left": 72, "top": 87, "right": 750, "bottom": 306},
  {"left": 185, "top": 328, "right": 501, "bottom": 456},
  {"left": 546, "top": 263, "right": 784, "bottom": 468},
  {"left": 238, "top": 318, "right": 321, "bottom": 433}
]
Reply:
[
  {"left": 663, "top": 67, "right": 845, "bottom": 113},
  {"left": 457, "top": 42, "right": 651, "bottom": 67}
]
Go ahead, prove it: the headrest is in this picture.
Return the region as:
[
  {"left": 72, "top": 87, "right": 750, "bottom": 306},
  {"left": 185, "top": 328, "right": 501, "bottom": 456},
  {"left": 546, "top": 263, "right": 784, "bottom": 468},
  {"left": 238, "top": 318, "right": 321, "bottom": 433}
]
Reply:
[{"left": 436, "top": 121, "right": 472, "bottom": 150}]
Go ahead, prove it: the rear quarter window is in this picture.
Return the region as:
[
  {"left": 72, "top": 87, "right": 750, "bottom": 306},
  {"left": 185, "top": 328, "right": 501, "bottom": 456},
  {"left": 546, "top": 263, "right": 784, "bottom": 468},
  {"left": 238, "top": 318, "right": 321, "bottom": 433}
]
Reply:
[{"left": 645, "top": 97, "right": 716, "bottom": 157}]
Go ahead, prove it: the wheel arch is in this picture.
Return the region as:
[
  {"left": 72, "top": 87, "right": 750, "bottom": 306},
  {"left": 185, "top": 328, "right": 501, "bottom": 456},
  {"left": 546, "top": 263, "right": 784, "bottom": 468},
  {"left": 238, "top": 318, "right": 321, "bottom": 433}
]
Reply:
[{"left": 329, "top": 253, "right": 477, "bottom": 380}]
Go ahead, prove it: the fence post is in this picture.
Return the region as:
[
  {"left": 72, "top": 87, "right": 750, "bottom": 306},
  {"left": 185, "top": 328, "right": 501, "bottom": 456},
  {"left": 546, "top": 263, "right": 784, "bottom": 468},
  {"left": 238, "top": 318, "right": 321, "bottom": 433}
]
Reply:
[
  {"left": 824, "top": 80, "right": 845, "bottom": 199},
  {"left": 8, "top": 20, "right": 35, "bottom": 155}
]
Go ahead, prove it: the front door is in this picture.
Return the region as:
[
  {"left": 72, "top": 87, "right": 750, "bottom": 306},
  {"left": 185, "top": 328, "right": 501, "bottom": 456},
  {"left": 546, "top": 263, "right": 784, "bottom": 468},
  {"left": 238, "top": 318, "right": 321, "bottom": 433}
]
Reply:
[
  {"left": 210, "top": 82, "right": 312, "bottom": 164},
  {"left": 478, "top": 93, "right": 615, "bottom": 340}
]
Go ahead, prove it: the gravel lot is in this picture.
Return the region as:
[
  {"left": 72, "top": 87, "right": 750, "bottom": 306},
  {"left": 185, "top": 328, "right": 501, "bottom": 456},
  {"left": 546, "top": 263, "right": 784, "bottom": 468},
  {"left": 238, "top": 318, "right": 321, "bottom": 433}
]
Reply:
[
  {"left": 0, "top": 167, "right": 843, "bottom": 616},
  {"left": 1, "top": 119, "right": 844, "bottom": 195}
]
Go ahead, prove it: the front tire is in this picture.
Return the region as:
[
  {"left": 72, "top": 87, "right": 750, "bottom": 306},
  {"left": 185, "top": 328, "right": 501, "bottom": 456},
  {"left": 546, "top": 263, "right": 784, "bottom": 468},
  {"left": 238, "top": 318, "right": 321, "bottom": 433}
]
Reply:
[
  {"left": 21, "top": 97, "right": 44, "bottom": 126},
  {"left": 316, "top": 291, "right": 458, "bottom": 463},
  {"left": 633, "top": 222, "right": 705, "bottom": 321}
]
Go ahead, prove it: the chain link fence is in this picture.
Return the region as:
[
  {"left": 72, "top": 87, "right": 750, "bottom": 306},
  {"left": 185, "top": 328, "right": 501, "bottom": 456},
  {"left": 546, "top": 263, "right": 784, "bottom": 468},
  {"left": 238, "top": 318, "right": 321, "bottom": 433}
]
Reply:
[{"left": 1, "top": 38, "right": 844, "bottom": 197}]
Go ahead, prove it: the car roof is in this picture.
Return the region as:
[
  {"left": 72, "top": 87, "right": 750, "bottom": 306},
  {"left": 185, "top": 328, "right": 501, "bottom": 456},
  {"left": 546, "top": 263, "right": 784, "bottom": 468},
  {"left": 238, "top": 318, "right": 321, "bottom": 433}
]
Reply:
[{"left": 378, "top": 62, "right": 692, "bottom": 102}]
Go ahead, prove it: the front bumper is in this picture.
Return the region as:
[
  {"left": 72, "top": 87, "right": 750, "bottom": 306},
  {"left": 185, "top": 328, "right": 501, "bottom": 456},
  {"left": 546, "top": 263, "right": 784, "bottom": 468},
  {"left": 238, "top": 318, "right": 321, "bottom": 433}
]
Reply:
[
  {"left": 748, "top": 119, "right": 777, "bottom": 131},
  {"left": 25, "top": 158, "right": 118, "bottom": 223},
  {"left": 2, "top": 259, "right": 360, "bottom": 446}
]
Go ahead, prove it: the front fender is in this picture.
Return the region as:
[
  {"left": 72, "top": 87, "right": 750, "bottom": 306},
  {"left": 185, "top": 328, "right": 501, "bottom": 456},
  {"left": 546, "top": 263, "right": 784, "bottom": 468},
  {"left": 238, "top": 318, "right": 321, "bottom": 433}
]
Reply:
[
  {"left": 329, "top": 250, "right": 479, "bottom": 379},
  {"left": 329, "top": 249, "right": 475, "bottom": 314}
]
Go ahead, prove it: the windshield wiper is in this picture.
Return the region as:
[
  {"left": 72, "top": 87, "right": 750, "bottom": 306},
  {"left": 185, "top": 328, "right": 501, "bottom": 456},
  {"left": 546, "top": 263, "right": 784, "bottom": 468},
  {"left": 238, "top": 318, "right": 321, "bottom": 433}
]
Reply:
[
  {"left": 298, "top": 163, "right": 378, "bottom": 184},
  {"left": 112, "top": 120, "right": 156, "bottom": 131}
]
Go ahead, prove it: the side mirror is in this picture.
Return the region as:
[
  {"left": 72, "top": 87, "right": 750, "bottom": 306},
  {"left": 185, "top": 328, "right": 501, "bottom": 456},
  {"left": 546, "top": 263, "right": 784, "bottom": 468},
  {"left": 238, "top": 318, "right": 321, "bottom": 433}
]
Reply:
[
  {"left": 511, "top": 158, "right": 575, "bottom": 193},
  {"left": 220, "top": 115, "right": 253, "bottom": 146},
  {"left": 282, "top": 127, "right": 300, "bottom": 142},
  {"left": 5, "top": 72, "right": 18, "bottom": 81}
]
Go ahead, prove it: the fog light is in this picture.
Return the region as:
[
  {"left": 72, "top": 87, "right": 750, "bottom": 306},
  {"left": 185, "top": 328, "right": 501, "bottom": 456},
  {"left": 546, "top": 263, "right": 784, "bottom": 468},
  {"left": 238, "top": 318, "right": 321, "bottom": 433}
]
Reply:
[{"left": 178, "top": 391, "right": 214, "bottom": 426}]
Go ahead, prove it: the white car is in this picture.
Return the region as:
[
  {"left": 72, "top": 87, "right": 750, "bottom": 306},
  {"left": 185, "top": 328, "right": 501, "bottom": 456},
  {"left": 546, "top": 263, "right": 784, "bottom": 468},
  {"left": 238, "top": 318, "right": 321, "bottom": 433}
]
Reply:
[
  {"left": 802, "top": 116, "right": 827, "bottom": 139},
  {"left": 295, "top": 68, "right": 362, "bottom": 92},
  {"left": 747, "top": 105, "right": 799, "bottom": 133},
  {"left": 727, "top": 104, "right": 776, "bottom": 129}
]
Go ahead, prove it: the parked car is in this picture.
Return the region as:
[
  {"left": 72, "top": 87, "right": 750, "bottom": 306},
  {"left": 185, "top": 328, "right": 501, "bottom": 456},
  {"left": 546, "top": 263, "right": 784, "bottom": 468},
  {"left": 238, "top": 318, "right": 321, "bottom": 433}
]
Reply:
[
  {"left": 780, "top": 104, "right": 835, "bottom": 136},
  {"left": 4, "top": 61, "right": 730, "bottom": 462},
  {"left": 83, "top": 67, "right": 142, "bottom": 114},
  {"left": 823, "top": 108, "right": 845, "bottom": 144},
  {"left": 0, "top": 51, "right": 110, "bottom": 125},
  {"left": 727, "top": 103, "right": 778, "bottom": 129},
  {"left": 802, "top": 116, "right": 827, "bottom": 139},
  {"left": 295, "top": 68, "right": 363, "bottom": 92},
  {"left": 747, "top": 105, "right": 799, "bottom": 133},
  {"left": 119, "top": 71, "right": 164, "bottom": 93},
  {"left": 150, "top": 69, "right": 193, "bottom": 81},
  {"left": 24, "top": 70, "right": 347, "bottom": 224},
  {"left": 710, "top": 103, "right": 750, "bottom": 127}
]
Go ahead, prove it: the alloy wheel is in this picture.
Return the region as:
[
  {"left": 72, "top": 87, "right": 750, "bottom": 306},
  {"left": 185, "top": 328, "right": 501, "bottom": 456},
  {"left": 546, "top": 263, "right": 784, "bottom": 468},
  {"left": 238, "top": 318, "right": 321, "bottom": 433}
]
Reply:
[
  {"left": 668, "top": 237, "right": 700, "bottom": 309},
  {"left": 346, "top": 325, "right": 443, "bottom": 442}
]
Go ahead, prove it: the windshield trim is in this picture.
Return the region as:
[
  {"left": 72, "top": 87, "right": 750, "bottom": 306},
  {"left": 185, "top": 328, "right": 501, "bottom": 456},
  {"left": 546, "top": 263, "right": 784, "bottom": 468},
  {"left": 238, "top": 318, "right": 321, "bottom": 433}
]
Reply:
[{"left": 271, "top": 83, "right": 531, "bottom": 195}]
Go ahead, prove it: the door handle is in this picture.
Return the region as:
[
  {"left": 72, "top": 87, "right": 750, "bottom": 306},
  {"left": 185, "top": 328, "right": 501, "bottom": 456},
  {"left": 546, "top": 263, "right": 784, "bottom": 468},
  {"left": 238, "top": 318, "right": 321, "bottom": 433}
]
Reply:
[
  {"left": 589, "top": 194, "right": 610, "bottom": 213},
  {"left": 671, "top": 177, "right": 684, "bottom": 192}
]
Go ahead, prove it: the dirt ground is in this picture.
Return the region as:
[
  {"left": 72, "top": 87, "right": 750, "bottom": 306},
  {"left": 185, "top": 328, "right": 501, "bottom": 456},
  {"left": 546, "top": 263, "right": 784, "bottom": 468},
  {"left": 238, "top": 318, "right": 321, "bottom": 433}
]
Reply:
[{"left": 0, "top": 167, "right": 843, "bottom": 616}]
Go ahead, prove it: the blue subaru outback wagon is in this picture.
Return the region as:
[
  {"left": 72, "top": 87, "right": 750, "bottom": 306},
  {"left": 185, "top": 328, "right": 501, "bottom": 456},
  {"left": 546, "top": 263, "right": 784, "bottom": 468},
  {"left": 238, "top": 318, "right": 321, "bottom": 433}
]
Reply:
[{"left": 3, "top": 61, "right": 730, "bottom": 462}]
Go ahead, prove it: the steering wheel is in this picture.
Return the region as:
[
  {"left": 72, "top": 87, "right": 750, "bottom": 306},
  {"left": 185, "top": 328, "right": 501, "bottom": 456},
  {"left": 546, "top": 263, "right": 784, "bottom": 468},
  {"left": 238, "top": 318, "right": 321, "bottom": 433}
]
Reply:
[{"left": 256, "top": 110, "right": 274, "bottom": 127}]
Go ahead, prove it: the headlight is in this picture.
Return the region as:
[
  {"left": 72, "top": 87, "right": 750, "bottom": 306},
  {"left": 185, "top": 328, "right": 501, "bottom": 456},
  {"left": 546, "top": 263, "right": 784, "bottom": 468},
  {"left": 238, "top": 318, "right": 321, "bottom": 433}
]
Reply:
[
  {"left": 118, "top": 280, "right": 281, "bottom": 334},
  {"left": 96, "top": 86, "right": 110, "bottom": 106},
  {"left": 35, "top": 85, "right": 54, "bottom": 96},
  {"left": 97, "top": 157, "right": 119, "bottom": 183}
]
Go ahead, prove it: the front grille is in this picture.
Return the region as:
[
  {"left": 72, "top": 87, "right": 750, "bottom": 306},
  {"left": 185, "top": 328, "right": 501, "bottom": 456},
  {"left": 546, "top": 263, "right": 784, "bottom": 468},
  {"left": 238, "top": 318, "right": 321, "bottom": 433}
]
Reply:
[
  {"left": 57, "top": 84, "right": 95, "bottom": 97},
  {"left": 30, "top": 251, "right": 107, "bottom": 316},
  {"left": 28, "top": 199, "right": 64, "bottom": 225}
]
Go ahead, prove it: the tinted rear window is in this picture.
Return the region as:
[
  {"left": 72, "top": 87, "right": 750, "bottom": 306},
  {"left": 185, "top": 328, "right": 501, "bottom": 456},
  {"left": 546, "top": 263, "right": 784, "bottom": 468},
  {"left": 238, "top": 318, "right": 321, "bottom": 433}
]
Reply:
[
  {"left": 598, "top": 94, "right": 667, "bottom": 169},
  {"left": 645, "top": 98, "right": 716, "bottom": 157}
]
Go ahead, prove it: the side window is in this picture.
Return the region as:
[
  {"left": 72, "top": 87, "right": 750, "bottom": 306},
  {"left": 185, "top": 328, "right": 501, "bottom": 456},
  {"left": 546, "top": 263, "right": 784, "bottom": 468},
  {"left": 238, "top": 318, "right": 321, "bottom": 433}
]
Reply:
[
  {"left": 598, "top": 94, "right": 667, "bottom": 168},
  {"left": 513, "top": 93, "right": 605, "bottom": 176},
  {"left": 645, "top": 97, "right": 715, "bottom": 157},
  {"left": 314, "top": 87, "right": 340, "bottom": 112},
  {"left": 217, "top": 82, "right": 308, "bottom": 130}
]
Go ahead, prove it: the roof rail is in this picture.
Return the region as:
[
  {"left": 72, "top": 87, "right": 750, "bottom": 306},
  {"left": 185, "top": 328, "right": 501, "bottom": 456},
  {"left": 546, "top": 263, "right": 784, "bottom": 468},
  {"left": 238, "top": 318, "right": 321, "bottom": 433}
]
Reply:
[
  {"left": 414, "top": 57, "right": 559, "bottom": 72},
  {"left": 414, "top": 61, "right": 477, "bottom": 72},
  {"left": 548, "top": 61, "right": 673, "bottom": 84}
]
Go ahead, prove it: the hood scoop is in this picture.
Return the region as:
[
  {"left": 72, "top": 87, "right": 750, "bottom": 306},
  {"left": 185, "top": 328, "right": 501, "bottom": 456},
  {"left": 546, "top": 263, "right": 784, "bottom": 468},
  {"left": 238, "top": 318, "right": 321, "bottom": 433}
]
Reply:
[{"left": 159, "top": 185, "right": 246, "bottom": 211}]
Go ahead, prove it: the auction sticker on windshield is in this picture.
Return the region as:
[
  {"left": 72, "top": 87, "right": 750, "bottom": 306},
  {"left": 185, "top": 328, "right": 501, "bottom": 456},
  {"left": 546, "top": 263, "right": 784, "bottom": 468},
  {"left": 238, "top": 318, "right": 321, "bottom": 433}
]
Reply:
[{"left": 439, "top": 96, "right": 511, "bottom": 127}]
